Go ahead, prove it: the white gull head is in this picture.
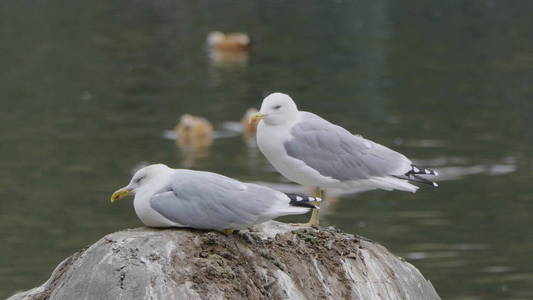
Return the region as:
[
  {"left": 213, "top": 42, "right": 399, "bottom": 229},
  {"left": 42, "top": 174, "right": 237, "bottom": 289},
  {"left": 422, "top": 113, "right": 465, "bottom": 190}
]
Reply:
[
  {"left": 258, "top": 93, "right": 299, "bottom": 126},
  {"left": 126, "top": 164, "right": 172, "bottom": 194}
]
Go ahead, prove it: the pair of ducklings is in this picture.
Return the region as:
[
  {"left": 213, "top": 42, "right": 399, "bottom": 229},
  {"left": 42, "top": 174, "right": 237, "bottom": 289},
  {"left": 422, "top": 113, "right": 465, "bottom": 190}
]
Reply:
[{"left": 175, "top": 108, "right": 259, "bottom": 147}]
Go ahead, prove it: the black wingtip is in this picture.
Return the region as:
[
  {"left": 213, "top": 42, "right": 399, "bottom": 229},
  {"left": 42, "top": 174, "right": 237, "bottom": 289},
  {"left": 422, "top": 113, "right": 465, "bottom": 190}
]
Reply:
[
  {"left": 392, "top": 165, "right": 439, "bottom": 187},
  {"left": 406, "top": 165, "right": 438, "bottom": 177},
  {"left": 285, "top": 193, "right": 321, "bottom": 209},
  {"left": 412, "top": 174, "right": 439, "bottom": 187}
]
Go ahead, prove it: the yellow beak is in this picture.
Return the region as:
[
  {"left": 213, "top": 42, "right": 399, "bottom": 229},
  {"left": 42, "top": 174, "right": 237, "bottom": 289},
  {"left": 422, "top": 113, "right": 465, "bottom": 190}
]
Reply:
[
  {"left": 110, "top": 187, "right": 132, "bottom": 202},
  {"left": 251, "top": 112, "right": 267, "bottom": 122}
]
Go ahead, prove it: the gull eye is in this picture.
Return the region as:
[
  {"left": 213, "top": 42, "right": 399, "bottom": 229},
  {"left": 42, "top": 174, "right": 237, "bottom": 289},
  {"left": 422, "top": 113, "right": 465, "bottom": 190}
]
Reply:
[
  {"left": 273, "top": 105, "right": 281, "bottom": 110},
  {"left": 134, "top": 176, "right": 145, "bottom": 184}
]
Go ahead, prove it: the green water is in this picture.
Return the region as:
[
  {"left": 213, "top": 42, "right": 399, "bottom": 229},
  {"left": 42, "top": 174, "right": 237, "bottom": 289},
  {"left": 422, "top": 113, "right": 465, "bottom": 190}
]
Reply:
[{"left": 1, "top": 1, "right": 532, "bottom": 299}]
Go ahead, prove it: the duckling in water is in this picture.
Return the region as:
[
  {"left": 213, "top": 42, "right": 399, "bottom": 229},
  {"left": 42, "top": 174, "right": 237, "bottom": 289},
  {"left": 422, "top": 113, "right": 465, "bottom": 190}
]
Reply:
[
  {"left": 175, "top": 114, "right": 213, "bottom": 149},
  {"left": 206, "top": 31, "right": 251, "bottom": 52},
  {"left": 241, "top": 107, "right": 260, "bottom": 136}
]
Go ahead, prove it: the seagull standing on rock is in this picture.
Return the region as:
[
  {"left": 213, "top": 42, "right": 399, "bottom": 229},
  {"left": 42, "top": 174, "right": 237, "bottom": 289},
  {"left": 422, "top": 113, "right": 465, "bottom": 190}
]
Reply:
[{"left": 252, "top": 93, "right": 438, "bottom": 227}]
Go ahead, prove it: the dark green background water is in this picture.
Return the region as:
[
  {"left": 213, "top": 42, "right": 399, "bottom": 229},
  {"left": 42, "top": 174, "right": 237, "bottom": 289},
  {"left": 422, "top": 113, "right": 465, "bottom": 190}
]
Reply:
[{"left": 1, "top": 1, "right": 532, "bottom": 299}]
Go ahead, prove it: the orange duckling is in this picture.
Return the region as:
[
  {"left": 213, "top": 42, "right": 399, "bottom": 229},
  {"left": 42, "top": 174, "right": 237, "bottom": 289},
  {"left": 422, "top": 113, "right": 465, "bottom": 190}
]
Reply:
[
  {"left": 206, "top": 31, "right": 251, "bottom": 52},
  {"left": 175, "top": 114, "right": 213, "bottom": 149},
  {"left": 241, "top": 108, "right": 260, "bottom": 136}
]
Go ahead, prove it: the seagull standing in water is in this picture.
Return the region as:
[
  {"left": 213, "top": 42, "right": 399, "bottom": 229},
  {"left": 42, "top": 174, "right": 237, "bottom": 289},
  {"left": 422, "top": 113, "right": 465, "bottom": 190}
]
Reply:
[{"left": 252, "top": 93, "right": 438, "bottom": 227}]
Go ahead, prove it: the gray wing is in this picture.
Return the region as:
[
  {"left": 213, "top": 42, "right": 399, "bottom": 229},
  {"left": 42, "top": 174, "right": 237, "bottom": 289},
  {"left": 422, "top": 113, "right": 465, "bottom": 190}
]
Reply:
[
  {"left": 284, "top": 112, "right": 411, "bottom": 181},
  {"left": 149, "top": 171, "right": 283, "bottom": 229}
]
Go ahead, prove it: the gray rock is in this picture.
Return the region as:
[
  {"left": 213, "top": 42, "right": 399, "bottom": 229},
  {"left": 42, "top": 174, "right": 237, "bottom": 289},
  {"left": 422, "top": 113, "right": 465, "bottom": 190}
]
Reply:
[{"left": 8, "top": 221, "right": 440, "bottom": 300}]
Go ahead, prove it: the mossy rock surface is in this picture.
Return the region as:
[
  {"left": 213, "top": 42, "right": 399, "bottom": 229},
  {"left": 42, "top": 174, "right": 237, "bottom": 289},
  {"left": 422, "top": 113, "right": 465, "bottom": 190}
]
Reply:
[{"left": 8, "top": 221, "right": 440, "bottom": 300}]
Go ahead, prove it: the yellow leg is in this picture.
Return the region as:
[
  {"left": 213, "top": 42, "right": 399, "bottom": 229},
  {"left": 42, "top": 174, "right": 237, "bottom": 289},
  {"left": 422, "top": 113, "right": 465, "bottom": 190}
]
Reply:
[
  {"left": 223, "top": 229, "right": 235, "bottom": 235},
  {"left": 304, "top": 188, "right": 323, "bottom": 227}
]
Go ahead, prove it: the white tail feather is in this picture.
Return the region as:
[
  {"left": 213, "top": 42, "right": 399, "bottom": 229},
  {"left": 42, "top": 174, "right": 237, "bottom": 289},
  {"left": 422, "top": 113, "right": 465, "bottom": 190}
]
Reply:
[{"left": 369, "top": 176, "right": 419, "bottom": 193}]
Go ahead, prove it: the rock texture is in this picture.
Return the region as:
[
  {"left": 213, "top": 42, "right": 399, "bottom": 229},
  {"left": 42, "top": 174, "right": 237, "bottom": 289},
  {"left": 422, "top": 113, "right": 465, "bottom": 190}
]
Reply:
[{"left": 9, "top": 221, "right": 439, "bottom": 300}]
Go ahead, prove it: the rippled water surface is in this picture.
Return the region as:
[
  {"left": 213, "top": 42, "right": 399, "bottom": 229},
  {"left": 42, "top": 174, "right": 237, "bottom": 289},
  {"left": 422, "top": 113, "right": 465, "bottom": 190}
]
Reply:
[{"left": 1, "top": 1, "right": 532, "bottom": 299}]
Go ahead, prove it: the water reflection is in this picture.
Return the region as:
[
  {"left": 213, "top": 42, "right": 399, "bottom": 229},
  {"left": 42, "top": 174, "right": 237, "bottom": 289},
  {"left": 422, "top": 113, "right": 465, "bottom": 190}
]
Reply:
[
  {"left": 207, "top": 50, "right": 250, "bottom": 68},
  {"left": 414, "top": 156, "right": 517, "bottom": 180}
]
